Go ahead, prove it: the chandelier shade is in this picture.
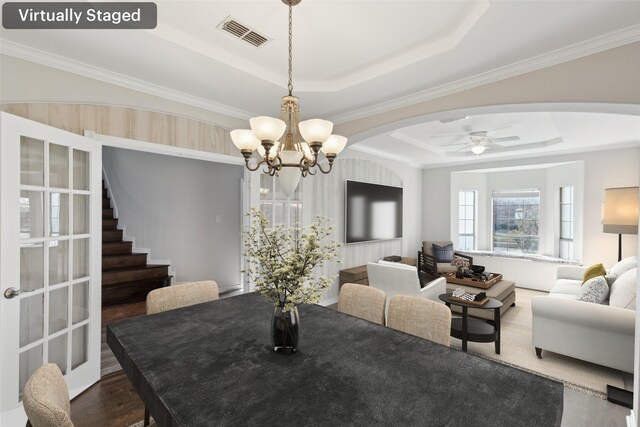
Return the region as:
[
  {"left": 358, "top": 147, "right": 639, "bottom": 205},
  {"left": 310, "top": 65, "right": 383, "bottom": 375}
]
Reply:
[
  {"left": 471, "top": 144, "right": 486, "bottom": 155},
  {"left": 230, "top": 0, "right": 346, "bottom": 194}
]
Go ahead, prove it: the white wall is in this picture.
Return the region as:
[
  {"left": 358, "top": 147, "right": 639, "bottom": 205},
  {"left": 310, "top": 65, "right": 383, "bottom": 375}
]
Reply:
[
  {"left": 426, "top": 147, "right": 639, "bottom": 268},
  {"left": 298, "top": 147, "right": 422, "bottom": 304},
  {"left": 102, "top": 146, "right": 244, "bottom": 291}
]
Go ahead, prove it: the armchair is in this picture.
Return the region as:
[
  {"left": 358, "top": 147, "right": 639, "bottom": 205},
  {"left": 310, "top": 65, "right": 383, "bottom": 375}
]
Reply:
[
  {"left": 421, "top": 240, "right": 473, "bottom": 278},
  {"left": 367, "top": 261, "right": 446, "bottom": 320}
]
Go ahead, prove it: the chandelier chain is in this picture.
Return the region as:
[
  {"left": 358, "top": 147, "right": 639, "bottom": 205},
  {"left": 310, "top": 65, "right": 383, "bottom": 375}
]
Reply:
[{"left": 288, "top": 5, "right": 293, "bottom": 96}]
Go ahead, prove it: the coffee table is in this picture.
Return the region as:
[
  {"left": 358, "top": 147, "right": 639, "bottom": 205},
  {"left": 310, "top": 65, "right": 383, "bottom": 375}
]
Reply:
[{"left": 439, "top": 293, "right": 503, "bottom": 354}]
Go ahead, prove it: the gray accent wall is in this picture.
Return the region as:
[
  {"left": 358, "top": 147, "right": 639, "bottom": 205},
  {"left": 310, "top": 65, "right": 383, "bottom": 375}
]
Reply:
[{"left": 102, "top": 146, "right": 243, "bottom": 291}]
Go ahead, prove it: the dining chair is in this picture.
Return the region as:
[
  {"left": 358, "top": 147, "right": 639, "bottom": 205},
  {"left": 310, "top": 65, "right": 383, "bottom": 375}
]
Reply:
[
  {"left": 337, "top": 283, "right": 386, "bottom": 325},
  {"left": 146, "top": 280, "right": 219, "bottom": 315},
  {"left": 387, "top": 295, "right": 452, "bottom": 346},
  {"left": 23, "top": 363, "right": 74, "bottom": 427},
  {"left": 144, "top": 280, "right": 219, "bottom": 425}
]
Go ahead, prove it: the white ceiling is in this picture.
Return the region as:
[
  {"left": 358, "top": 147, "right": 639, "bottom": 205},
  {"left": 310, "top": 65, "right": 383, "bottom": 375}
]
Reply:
[{"left": 1, "top": 1, "right": 639, "bottom": 166}]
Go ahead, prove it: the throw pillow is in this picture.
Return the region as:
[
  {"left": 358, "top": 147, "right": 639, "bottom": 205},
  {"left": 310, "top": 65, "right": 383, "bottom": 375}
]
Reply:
[
  {"left": 582, "top": 263, "right": 606, "bottom": 283},
  {"left": 432, "top": 243, "right": 454, "bottom": 263},
  {"left": 578, "top": 276, "right": 609, "bottom": 304},
  {"left": 609, "top": 268, "right": 637, "bottom": 310},
  {"left": 610, "top": 256, "right": 638, "bottom": 278},
  {"left": 605, "top": 273, "right": 618, "bottom": 287}
]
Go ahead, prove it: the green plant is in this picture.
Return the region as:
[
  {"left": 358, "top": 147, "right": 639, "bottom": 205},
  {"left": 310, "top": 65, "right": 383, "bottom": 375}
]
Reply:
[{"left": 243, "top": 209, "right": 341, "bottom": 312}]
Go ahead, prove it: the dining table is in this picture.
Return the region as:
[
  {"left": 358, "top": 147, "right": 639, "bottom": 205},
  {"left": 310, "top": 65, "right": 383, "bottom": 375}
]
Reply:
[{"left": 107, "top": 292, "right": 563, "bottom": 426}]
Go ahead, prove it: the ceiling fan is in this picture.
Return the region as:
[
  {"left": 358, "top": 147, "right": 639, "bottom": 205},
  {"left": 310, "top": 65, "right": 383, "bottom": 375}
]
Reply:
[{"left": 434, "top": 129, "right": 521, "bottom": 155}]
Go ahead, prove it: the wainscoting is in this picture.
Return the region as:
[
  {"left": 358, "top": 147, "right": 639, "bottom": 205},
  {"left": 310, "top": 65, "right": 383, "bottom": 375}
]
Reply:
[{"left": 467, "top": 254, "right": 569, "bottom": 291}]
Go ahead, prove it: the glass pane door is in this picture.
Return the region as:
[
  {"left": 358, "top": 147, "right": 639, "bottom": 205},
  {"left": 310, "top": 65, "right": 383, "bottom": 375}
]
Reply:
[{"left": 17, "top": 137, "right": 93, "bottom": 396}]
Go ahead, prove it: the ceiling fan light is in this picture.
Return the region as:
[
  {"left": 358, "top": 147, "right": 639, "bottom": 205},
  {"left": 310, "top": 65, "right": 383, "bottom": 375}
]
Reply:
[
  {"left": 250, "top": 116, "right": 286, "bottom": 142},
  {"left": 299, "top": 119, "right": 333, "bottom": 144},
  {"left": 321, "top": 135, "right": 348, "bottom": 155},
  {"left": 471, "top": 145, "right": 486, "bottom": 155},
  {"left": 230, "top": 129, "right": 260, "bottom": 151}
]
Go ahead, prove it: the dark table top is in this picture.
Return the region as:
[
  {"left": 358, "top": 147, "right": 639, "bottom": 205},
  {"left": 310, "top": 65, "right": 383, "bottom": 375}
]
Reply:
[
  {"left": 107, "top": 293, "right": 562, "bottom": 427},
  {"left": 439, "top": 292, "right": 503, "bottom": 309}
]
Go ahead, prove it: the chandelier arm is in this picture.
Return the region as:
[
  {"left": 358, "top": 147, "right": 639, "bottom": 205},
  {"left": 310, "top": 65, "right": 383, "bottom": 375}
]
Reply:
[{"left": 315, "top": 161, "right": 333, "bottom": 174}]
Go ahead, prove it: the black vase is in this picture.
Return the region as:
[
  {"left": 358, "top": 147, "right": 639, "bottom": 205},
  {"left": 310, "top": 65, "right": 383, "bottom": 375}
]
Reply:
[
  {"left": 271, "top": 306, "right": 299, "bottom": 354},
  {"left": 456, "top": 267, "right": 464, "bottom": 279}
]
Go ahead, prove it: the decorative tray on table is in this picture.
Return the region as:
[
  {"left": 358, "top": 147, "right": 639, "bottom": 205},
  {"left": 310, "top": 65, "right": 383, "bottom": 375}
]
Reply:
[{"left": 449, "top": 288, "right": 489, "bottom": 306}]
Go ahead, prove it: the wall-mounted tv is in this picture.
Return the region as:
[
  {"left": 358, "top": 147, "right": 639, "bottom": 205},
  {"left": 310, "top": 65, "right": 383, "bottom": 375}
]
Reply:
[{"left": 345, "top": 180, "right": 403, "bottom": 244}]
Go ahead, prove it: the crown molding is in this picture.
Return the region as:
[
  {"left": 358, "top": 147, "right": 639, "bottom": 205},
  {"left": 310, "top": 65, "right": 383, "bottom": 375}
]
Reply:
[
  {"left": 0, "top": 40, "right": 255, "bottom": 120},
  {"left": 330, "top": 24, "right": 640, "bottom": 124},
  {"left": 347, "top": 143, "right": 420, "bottom": 168}
]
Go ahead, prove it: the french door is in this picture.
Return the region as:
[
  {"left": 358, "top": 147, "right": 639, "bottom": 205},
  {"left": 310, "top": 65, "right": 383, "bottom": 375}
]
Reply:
[{"left": 0, "top": 113, "right": 102, "bottom": 425}]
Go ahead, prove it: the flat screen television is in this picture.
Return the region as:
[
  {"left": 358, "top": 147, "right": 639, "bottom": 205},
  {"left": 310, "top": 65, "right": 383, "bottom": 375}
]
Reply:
[{"left": 345, "top": 180, "right": 403, "bottom": 244}]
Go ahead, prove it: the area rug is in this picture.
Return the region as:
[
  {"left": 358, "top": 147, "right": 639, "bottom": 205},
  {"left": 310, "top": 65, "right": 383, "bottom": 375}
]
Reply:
[{"left": 451, "top": 288, "right": 627, "bottom": 398}]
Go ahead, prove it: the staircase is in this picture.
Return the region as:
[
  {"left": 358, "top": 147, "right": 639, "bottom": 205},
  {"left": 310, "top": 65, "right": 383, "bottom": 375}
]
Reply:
[{"left": 102, "top": 184, "right": 171, "bottom": 307}]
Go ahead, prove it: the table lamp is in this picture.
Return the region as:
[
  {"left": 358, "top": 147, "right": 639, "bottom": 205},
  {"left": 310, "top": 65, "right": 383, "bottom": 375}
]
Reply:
[{"left": 602, "top": 187, "right": 639, "bottom": 262}]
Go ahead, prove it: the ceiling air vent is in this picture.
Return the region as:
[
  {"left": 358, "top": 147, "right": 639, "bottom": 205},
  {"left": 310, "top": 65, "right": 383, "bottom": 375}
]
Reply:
[{"left": 217, "top": 16, "right": 271, "bottom": 48}]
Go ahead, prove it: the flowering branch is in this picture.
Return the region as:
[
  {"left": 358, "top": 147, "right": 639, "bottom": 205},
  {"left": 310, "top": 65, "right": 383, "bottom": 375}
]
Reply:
[{"left": 243, "top": 208, "right": 341, "bottom": 312}]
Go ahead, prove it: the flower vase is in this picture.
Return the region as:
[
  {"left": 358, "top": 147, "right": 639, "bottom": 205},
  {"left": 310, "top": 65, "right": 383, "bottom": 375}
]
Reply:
[
  {"left": 456, "top": 267, "right": 464, "bottom": 279},
  {"left": 271, "top": 306, "right": 299, "bottom": 354}
]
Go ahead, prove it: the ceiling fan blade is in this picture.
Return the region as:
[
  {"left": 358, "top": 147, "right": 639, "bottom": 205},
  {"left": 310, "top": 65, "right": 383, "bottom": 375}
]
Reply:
[
  {"left": 429, "top": 133, "right": 468, "bottom": 139},
  {"left": 439, "top": 142, "right": 468, "bottom": 147},
  {"left": 485, "top": 124, "right": 514, "bottom": 133},
  {"left": 455, "top": 145, "right": 470, "bottom": 152},
  {"left": 490, "top": 136, "right": 520, "bottom": 143}
]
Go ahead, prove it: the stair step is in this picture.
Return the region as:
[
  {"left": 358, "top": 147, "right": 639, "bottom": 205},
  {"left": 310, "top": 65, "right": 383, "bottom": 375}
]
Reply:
[
  {"left": 102, "top": 229, "right": 123, "bottom": 242},
  {"left": 103, "top": 265, "right": 170, "bottom": 286},
  {"left": 103, "top": 188, "right": 108, "bottom": 198},
  {"left": 102, "top": 254, "right": 147, "bottom": 270},
  {"left": 102, "top": 198, "right": 111, "bottom": 209},
  {"left": 102, "top": 276, "right": 171, "bottom": 307},
  {"left": 102, "top": 208, "right": 114, "bottom": 219},
  {"left": 102, "top": 219, "right": 118, "bottom": 230},
  {"left": 102, "top": 241, "right": 133, "bottom": 255}
]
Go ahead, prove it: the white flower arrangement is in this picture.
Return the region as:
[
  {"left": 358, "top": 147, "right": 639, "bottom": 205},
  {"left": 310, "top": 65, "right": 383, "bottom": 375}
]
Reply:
[
  {"left": 451, "top": 257, "right": 469, "bottom": 269},
  {"left": 243, "top": 209, "right": 341, "bottom": 312}
]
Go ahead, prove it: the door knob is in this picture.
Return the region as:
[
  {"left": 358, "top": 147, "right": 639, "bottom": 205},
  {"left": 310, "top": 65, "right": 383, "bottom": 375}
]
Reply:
[{"left": 3, "top": 287, "right": 35, "bottom": 299}]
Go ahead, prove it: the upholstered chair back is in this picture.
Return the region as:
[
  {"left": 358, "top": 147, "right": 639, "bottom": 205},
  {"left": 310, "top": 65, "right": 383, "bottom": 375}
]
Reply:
[
  {"left": 387, "top": 295, "right": 452, "bottom": 346},
  {"left": 422, "top": 240, "right": 454, "bottom": 258},
  {"left": 147, "top": 280, "right": 219, "bottom": 314},
  {"left": 23, "top": 363, "right": 74, "bottom": 427},
  {"left": 337, "top": 283, "right": 386, "bottom": 325}
]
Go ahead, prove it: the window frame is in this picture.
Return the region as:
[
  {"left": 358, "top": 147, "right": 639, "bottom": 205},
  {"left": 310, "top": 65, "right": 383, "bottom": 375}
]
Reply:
[
  {"left": 559, "top": 186, "right": 574, "bottom": 260},
  {"left": 457, "top": 190, "right": 476, "bottom": 251},
  {"left": 258, "top": 174, "right": 302, "bottom": 229}
]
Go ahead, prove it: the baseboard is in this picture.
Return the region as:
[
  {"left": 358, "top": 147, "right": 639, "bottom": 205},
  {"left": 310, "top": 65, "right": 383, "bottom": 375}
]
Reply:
[{"left": 627, "top": 409, "right": 636, "bottom": 427}]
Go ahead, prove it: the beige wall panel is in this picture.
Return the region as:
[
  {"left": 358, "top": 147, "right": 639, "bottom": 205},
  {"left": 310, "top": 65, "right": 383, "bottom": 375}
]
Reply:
[
  {"left": 175, "top": 116, "right": 189, "bottom": 148},
  {"left": 1, "top": 103, "right": 28, "bottom": 117},
  {"left": 201, "top": 122, "right": 217, "bottom": 153},
  {"left": 156, "top": 113, "right": 176, "bottom": 146},
  {"left": 131, "top": 109, "right": 158, "bottom": 143},
  {"left": 48, "top": 103, "right": 82, "bottom": 134},
  {"left": 108, "top": 106, "right": 131, "bottom": 138},
  {"left": 187, "top": 119, "right": 200, "bottom": 150},
  {"left": 81, "top": 104, "right": 110, "bottom": 134},
  {"left": 28, "top": 103, "right": 49, "bottom": 125}
]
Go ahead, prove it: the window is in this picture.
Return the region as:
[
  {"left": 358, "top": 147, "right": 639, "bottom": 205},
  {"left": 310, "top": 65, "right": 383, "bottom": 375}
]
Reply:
[
  {"left": 492, "top": 190, "right": 540, "bottom": 254},
  {"left": 259, "top": 174, "right": 302, "bottom": 228},
  {"left": 559, "top": 186, "right": 574, "bottom": 260},
  {"left": 458, "top": 190, "right": 476, "bottom": 250}
]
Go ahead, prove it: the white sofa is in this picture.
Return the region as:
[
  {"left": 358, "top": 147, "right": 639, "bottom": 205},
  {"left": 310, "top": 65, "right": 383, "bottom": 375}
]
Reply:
[
  {"left": 366, "top": 261, "right": 446, "bottom": 319},
  {"left": 532, "top": 257, "right": 637, "bottom": 373}
]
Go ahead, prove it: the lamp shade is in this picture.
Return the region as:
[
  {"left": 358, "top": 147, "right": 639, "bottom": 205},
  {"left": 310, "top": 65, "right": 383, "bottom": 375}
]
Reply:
[
  {"left": 603, "top": 187, "right": 639, "bottom": 234},
  {"left": 471, "top": 145, "right": 485, "bottom": 155},
  {"left": 230, "top": 130, "right": 260, "bottom": 151},
  {"left": 298, "top": 119, "right": 333, "bottom": 143},
  {"left": 321, "top": 135, "right": 348, "bottom": 155},
  {"left": 250, "top": 116, "right": 286, "bottom": 142}
]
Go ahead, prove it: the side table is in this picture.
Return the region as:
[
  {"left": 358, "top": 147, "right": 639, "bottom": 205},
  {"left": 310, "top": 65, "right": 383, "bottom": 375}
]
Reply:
[{"left": 439, "top": 293, "right": 503, "bottom": 354}]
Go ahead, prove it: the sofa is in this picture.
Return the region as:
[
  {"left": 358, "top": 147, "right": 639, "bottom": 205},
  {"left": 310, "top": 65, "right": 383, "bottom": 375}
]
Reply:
[
  {"left": 532, "top": 256, "right": 637, "bottom": 373},
  {"left": 366, "top": 260, "right": 447, "bottom": 319}
]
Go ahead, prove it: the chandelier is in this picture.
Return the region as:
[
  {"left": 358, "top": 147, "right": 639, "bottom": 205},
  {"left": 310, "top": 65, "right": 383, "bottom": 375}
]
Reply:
[{"left": 230, "top": 0, "right": 347, "bottom": 196}]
